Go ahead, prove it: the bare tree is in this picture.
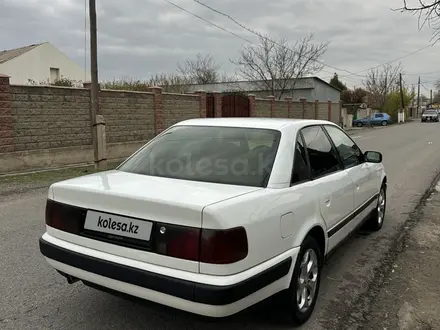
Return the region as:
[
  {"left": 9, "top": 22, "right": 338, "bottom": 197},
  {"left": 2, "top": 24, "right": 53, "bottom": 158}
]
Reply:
[
  {"left": 177, "top": 53, "right": 221, "bottom": 84},
  {"left": 231, "top": 33, "right": 328, "bottom": 99},
  {"left": 395, "top": 1, "right": 440, "bottom": 43},
  {"left": 363, "top": 63, "right": 404, "bottom": 109}
]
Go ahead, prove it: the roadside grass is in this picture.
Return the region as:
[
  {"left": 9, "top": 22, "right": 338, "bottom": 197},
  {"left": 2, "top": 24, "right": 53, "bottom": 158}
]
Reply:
[{"left": 0, "top": 162, "right": 120, "bottom": 195}]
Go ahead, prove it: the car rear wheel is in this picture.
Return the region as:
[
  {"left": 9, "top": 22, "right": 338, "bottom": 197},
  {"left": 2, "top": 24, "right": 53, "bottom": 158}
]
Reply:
[
  {"left": 357, "top": 122, "right": 363, "bottom": 127},
  {"left": 282, "top": 236, "right": 322, "bottom": 326},
  {"left": 381, "top": 120, "right": 388, "bottom": 126},
  {"left": 366, "top": 185, "right": 386, "bottom": 231}
]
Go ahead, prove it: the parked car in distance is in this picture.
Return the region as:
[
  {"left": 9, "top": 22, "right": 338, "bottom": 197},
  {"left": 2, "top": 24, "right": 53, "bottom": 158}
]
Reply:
[
  {"left": 352, "top": 112, "right": 392, "bottom": 127},
  {"left": 39, "top": 118, "right": 387, "bottom": 326},
  {"left": 421, "top": 109, "right": 439, "bottom": 122}
]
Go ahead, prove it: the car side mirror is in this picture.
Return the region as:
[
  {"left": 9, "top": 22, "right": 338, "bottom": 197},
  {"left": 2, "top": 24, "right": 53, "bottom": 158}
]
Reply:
[{"left": 364, "top": 151, "right": 382, "bottom": 163}]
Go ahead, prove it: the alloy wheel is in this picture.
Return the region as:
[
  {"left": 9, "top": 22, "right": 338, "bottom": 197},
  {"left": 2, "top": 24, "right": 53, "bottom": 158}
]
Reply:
[
  {"left": 377, "top": 189, "right": 386, "bottom": 225},
  {"left": 296, "top": 249, "right": 319, "bottom": 313}
]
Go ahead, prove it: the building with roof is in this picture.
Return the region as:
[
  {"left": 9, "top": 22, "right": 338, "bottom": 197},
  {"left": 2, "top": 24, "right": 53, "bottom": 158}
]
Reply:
[
  {"left": 0, "top": 42, "right": 90, "bottom": 85},
  {"left": 184, "top": 77, "right": 341, "bottom": 103}
]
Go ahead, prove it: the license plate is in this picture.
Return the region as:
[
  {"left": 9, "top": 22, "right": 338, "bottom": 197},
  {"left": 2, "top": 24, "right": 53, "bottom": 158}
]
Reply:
[{"left": 84, "top": 210, "right": 153, "bottom": 241}]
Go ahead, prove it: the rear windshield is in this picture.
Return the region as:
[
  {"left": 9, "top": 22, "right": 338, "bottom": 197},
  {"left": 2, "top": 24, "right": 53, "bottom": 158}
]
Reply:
[
  {"left": 117, "top": 125, "right": 282, "bottom": 187},
  {"left": 425, "top": 110, "right": 437, "bottom": 114}
]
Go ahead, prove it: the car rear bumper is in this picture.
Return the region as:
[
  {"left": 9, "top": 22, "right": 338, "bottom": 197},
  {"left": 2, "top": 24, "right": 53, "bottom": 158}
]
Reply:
[{"left": 39, "top": 233, "right": 297, "bottom": 317}]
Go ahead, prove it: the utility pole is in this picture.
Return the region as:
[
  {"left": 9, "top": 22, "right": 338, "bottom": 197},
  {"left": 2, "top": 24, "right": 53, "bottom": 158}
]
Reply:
[
  {"left": 399, "top": 73, "right": 405, "bottom": 122},
  {"left": 417, "top": 76, "right": 420, "bottom": 117},
  {"left": 89, "top": 0, "right": 106, "bottom": 170},
  {"left": 431, "top": 89, "right": 433, "bottom": 104}
]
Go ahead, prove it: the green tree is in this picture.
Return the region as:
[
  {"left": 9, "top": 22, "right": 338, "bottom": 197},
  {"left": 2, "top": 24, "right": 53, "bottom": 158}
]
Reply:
[
  {"left": 329, "top": 73, "right": 347, "bottom": 91},
  {"left": 382, "top": 89, "right": 415, "bottom": 119}
]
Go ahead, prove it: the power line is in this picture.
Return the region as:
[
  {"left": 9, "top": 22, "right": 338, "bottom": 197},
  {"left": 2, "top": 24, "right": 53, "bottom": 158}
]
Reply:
[
  {"left": 421, "top": 83, "right": 430, "bottom": 92},
  {"left": 405, "top": 70, "right": 440, "bottom": 76},
  {"left": 420, "top": 77, "right": 439, "bottom": 84},
  {"left": 165, "top": 0, "right": 436, "bottom": 89},
  {"left": 333, "top": 45, "right": 433, "bottom": 79},
  {"left": 162, "top": 0, "right": 256, "bottom": 46},
  {"left": 190, "top": 0, "right": 434, "bottom": 80},
  {"left": 189, "top": 0, "right": 364, "bottom": 77}
]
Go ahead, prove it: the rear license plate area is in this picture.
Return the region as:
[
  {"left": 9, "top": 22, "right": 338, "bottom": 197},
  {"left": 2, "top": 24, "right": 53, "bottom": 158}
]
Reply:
[{"left": 83, "top": 210, "right": 154, "bottom": 250}]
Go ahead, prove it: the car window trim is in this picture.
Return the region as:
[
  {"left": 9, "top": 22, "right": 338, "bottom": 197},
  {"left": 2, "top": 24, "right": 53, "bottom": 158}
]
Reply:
[
  {"left": 290, "top": 131, "right": 312, "bottom": 186},
  {"left": 322, "top": 124, "right": 365, "bottom": 170},
  {"left": 298, "top": 124, "right": 345, "bottom": 181}
]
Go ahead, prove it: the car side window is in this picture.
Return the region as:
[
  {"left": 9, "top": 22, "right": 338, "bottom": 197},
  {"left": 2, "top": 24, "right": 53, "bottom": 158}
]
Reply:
[
  {"left": 291, "top": 136, "right": 310, "bottom": 184},
  {"left": 375, "top": 113, "right": 383, "bottom": 118},
  {"left": 324, "top": 125, "right": 363, "bottom": 168},
  {"left": 300, "top": 126, "right": 341, "bottom": 178}
]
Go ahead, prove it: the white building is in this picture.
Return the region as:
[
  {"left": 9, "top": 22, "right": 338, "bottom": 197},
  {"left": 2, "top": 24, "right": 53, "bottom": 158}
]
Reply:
[{"left": 0, "top": 42, "right": 90, "bottom": 85}]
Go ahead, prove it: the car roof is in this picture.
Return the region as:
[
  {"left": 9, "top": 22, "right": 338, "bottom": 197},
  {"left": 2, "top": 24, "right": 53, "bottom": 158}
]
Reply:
[{"left": 174, "top": 117, "right": 336, "bottom": 130}]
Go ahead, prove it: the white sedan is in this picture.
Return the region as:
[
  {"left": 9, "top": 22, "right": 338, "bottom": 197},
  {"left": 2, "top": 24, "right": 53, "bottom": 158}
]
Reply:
[{"left": 39, "top": 118, "right": 387, "bottom": 325}]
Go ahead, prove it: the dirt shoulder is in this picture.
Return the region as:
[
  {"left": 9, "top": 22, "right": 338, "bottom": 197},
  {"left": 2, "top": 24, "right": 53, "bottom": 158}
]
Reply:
[
  {"left": 360, "top": 184, "right": 440, "bottom": 330},
  {"left": 0, "top": 162, "right": 119, "bottom": 196}
]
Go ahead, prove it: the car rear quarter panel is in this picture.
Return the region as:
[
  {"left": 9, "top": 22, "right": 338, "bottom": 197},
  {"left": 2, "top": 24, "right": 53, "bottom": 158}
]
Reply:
[{"left": 200, "top": 183, "right": 326, "bottom": 276}]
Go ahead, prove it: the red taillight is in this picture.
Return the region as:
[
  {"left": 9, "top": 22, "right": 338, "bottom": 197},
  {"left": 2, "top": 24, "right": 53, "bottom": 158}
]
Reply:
[
  {"left": 155, "top": 224, "right": 248, "bottom": 264},
  {"left": 154, "top": 224, "right": 200, "bottom": 261},
  {"left": 45, "top": 199, "right": 84, "bottom": 234},
  {"left": 200, "top": 227, "right": 248, "bottom": 264}
]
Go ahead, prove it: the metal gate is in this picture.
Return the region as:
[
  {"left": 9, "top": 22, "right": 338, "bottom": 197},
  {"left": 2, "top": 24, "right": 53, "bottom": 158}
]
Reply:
[
  {"left": 221, "top": 93, "right": 250, "bottom": 117},
  {"left": 206, "top": 93, "right": 215, "bottom": 118}
]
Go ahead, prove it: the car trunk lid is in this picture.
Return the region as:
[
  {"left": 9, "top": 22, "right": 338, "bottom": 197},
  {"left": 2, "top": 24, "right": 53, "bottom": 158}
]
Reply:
[{"left": 47, "top": 170, "right": 261, "bottom": 272}]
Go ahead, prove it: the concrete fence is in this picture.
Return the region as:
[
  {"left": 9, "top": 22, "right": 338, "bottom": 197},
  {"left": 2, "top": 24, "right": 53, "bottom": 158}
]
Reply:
[{"left": 0, "top": 74, "right": 342, "bottom": 174}]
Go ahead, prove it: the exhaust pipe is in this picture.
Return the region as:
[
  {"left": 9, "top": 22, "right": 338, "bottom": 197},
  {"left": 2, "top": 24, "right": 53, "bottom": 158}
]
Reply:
[
  {"left": 65, "top": 274, "right": 80, "bottom": 284},
  {"left": 57, "top": 270, "right": 80, "bottom": 284}
]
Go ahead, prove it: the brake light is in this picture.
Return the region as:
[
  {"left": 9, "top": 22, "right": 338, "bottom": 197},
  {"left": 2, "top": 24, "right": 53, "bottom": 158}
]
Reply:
[
  {"left": 45, "top": 199, "right": 84, "bottom": 234},
  {"left": 155, "top": 224, "right": 201, "bottom": 261},
  {"left": 200, "top": 227, "right": 248, "bottom": 264},
  {"left": 155, "top": 224, "right": 248, "bottom": 264}
]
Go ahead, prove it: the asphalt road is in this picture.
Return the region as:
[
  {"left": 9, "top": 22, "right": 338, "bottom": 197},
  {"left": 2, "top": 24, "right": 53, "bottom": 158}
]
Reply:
[{"left": 2, "top": 120, "right": 440, "bottom": 330}]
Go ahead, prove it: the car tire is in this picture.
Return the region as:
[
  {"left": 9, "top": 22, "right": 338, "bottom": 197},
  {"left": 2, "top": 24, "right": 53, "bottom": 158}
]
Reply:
[
  {"left": 366, "top": 184, "right": 386, "bottom": 231},
  {"left": 357, "top": 122, "right": 363, "bottom": 127},
  {"left": 381, "top": 121, "right": 387, "bottom": 126},
  {"left": 282, "top": 235, "right": 322, "bottom": 326}
]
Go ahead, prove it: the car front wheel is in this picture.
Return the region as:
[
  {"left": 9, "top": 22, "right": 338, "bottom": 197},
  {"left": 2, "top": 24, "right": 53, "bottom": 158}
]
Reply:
[
  {"left": 356, "top": 122, "right": 363, "bottom": 127},
  {"left": 284, "top": 236, "right": 322, "bottom": 326}
]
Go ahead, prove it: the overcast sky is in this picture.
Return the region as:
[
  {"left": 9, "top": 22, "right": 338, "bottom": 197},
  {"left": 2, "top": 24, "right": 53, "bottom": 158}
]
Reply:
[{"left": 1, "top": 0, "right": 439, "bottom": 95}]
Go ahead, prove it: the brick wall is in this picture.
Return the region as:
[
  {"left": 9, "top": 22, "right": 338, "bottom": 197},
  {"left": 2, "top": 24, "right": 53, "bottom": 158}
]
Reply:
[
  {"left": 99, "top": 89, "right": 155, "bottom": 143},
  {"left": 317, "top": 102, "right": 330, "bottom": 120},
  {"left": 10, "top": 85, "right": 92, "bottom": 151},
  {"left": 290, "top": 101, "right": 303, "bottom": 119},
  {"left": 162, "top": 93, "right": 200, "bottom": 128},
  {"left": 0, "top": 76, "right": 340, "bottom": 173},
  {"left": 254, "top": 99, "right": 272, "bottom": 117},
  {"left": 273, "top": 100, "right": 289, "bottom": 118},
  {"left": 252, "top": 97, "right": 340, "bottom": 122},
  {"left": 0, "top": 75, "right": 13, "bottom": 153}
]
